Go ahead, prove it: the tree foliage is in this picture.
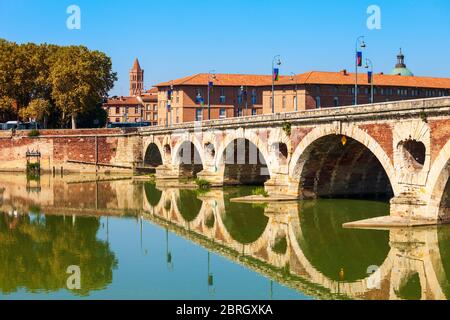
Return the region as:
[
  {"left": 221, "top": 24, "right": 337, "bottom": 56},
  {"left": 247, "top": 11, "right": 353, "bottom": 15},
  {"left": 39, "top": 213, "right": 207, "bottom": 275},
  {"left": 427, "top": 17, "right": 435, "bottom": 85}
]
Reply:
[{"left": 0, "top": 39, "right": 117, "bottom": 128}]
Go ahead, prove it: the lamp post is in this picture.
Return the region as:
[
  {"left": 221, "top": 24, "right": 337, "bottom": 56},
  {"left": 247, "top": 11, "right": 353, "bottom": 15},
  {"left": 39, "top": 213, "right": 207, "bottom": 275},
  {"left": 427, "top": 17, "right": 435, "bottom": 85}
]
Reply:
[
  {"left": 354, "top": 36, "right": 366, "bottom": 106},
  {"left": 272, "top": 55, "right": 282, "bottom": 113},
  {"left": 365, "top": 58, "right": 374, "bottom": 104},
  {"left": 290, "top": 72, "right": 298, "bottom": 111},
  {"left": 207, "top": 70, "right": 216, "bottom": 120},
  {"left": 166, "top": 82, "right": 173, "bottom": 128},
  {"left": 136, "top": 95, "right": 144, "bottom": 127}
]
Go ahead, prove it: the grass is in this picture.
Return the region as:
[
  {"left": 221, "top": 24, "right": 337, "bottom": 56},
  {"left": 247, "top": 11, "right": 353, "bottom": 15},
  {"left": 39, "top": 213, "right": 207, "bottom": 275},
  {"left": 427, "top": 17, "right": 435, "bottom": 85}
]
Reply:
[
  {"left": 28, "top": 129, "right": 40, "bottom": 137},
  {"left": 252, "top": 186, "right": 269, "bottom": 198},
  {"left": 195, "top": 178, "right": 211, "bottom": 190}
]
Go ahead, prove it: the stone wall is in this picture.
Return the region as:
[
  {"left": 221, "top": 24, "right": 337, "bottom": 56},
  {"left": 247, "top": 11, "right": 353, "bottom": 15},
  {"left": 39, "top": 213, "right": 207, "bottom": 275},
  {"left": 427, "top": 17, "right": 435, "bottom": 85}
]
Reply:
[{"left": 0, "top": 128, "right": 140, "bottom": 174}]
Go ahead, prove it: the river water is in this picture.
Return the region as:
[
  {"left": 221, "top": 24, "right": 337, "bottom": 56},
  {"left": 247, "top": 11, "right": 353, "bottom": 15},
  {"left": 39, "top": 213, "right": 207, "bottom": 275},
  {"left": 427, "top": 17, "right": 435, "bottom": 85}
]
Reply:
[{"left": 0, "top": 174, "right": 449, "bottom": 300}]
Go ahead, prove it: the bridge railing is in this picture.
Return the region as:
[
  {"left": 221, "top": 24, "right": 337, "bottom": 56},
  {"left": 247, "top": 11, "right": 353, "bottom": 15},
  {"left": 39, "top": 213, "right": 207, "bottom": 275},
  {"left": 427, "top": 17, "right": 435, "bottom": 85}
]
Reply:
[{"left": 139, "top": 97, "right": 450, "bottom": 134}]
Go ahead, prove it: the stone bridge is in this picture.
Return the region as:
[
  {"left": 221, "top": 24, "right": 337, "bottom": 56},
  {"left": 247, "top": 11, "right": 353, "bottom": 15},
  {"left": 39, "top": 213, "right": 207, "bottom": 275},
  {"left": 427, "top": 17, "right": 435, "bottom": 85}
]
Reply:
[{"left": 139, "top": 97, "right": 450, "bottom": 225}]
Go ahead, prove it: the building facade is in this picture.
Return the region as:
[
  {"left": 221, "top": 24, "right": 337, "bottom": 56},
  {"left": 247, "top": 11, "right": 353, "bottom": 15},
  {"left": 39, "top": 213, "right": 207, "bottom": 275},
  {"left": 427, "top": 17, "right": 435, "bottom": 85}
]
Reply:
[
  {"left": 141, "top": 88, "right": 158, "bottom": 126},
  {"left": 103, "top": 96, "right": 144, "bottom": 123},
  {"left": 262, "top": 70, "right": 450, "bottom": 113},
  {"left": 155, "top": 74, "right": 273, "bottom": 126},
  {"left": 103, "top": 59, "right": 158, "bottom": 126}
]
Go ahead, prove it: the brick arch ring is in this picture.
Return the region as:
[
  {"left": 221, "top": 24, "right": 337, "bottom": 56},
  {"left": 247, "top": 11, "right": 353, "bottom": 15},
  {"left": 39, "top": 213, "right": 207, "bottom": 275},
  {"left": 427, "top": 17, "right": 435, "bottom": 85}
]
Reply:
[
  {"left": 171, "top": 135, "right": 206, "bottom": 167},
  {"left": 424, "top": 138, "right": 450, "bottom": 220},
  {"left": 288, "top": 124, "right": 399, "bottom": 196},
  {"left": 213, "top": 131, "right": 274, "bottom": 177},
  {"left": 143, "top": 137, "right": 166, "bottom": 165}
]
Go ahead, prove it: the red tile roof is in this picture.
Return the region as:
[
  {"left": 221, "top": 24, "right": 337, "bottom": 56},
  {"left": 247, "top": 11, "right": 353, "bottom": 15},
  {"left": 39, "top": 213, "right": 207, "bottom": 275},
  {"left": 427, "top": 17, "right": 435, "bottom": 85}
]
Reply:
[
  {"left": 155, "top": 73, "right": 283, "bottom": 87},
  {"left": 155, "top": 71, "right": 450, "bottom": 89},
  {"left": 104, "top": 96, "right": 141, "bottom": 105},
  {"left": 278, "top": 71, "right": 450, "bottom": 89}
]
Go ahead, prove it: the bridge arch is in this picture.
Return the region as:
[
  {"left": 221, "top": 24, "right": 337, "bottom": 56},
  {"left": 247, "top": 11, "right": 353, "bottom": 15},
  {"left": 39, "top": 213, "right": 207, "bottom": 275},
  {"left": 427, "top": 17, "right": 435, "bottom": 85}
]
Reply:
[
  {"left": 143, "top": 143, "right": 164, "bottom": 168},
  {"left": 172, "top": 137, "right": 205, "bottom": 178},
  {"left": 289, "top": 125, "right": 398, "bottom": 199},
  {"left": 426, "top": 139, "right": 450, "bottom": 221},
  {"left": 215, "top": 132, "right": 272, "bottom": 185}
]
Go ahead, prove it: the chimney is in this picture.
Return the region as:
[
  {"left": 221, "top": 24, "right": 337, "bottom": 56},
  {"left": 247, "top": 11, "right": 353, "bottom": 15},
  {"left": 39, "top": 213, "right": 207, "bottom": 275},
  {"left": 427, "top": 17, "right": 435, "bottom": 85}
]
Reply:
[{"left": 341, "top": 69, "right": 348, "bottom": 76}]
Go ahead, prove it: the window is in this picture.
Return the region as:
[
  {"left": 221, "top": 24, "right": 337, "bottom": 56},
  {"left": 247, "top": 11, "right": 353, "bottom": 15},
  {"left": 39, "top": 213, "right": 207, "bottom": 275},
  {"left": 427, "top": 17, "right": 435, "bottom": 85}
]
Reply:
[
  {"left": 220, "top": 88, "right": 226, "bottom": 104},
  {"left": 135, "top": 106, "right": 138, "bottom": 114},
  {"left": 154, "top": 104, "right": 158, "bottom": 111},
  {"left": 334, "top": 97, "right": 339, "bottom": 107},
  {"left": 251, "top": 89, "right": 257, "bottom": 104},
  {"left": 196, "top": 89, "right": 203, "bottom": 104},
  {"left": 282, "top": 96, "right": 286, "bottom": 110},
  {"left": 251, "top": 109, "right": 257, "bottom": 116},
  {"left": 153, "top": 114, "right": 158, "bottom": 120},
  {"left": 293, "top": 96, "right": 298, "bottom": 111},
  {"left": 115, "top": 118, "right": 120, "bottom": 123},
  {"left": 237, "top": 88, "right": 243, "bottom": 104},
  {"left": 315, "top": 96, "right": 321, "bottom": 108},
  {"left": 219, "top": 108, "right": 226, "bottom": 119},
  {"left": 195, "top": 108, "right": 203, "bottom": 121},
  {"left": 116, "top": 107, "right": 120, "bottom": 114}
]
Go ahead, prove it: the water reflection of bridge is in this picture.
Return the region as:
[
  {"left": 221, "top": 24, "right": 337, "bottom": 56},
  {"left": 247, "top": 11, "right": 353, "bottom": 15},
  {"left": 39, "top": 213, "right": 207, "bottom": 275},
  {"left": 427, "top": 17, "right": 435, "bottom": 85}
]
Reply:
[
  {"left": 141, "top": 186, "right": 450, "bottom": 300},
  {"left": 0, "top": 175, "right": 449, "bottom": 300}
]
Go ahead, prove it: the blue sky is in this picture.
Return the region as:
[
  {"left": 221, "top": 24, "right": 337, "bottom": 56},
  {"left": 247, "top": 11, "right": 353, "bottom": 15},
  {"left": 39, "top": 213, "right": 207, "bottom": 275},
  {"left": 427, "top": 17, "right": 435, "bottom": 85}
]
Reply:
[{"left": 1, "top": 0, "right": 449, "bottom": 96}]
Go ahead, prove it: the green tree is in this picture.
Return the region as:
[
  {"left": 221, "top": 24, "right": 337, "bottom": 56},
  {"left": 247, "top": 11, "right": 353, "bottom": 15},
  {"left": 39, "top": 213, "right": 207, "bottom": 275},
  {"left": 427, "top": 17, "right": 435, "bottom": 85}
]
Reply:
[
  {"left": 49, "top": 46, "right": 117, "bottom": 129},
  {"left": 19, "top": 98, "right": 52, "bottom": 128},
  {"left": 0, "top": 39, "right": 117, "bottom": 129},
  {"left": 0, "top": 96, "right": 15, "bottom": 122}
]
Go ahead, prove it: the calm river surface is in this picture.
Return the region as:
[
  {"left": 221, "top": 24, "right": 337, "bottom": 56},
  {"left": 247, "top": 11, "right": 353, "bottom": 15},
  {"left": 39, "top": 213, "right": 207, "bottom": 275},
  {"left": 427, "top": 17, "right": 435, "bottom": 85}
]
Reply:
[{"left": 0, "top": 174, "right": 449, "bottom": 300}]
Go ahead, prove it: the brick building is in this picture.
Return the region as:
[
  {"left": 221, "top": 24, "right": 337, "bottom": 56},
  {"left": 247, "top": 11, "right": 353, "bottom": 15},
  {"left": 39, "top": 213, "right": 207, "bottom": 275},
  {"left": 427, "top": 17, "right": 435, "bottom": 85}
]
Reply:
[
  {"left": 154, "top": 74, "right": 275, "bottom": 126},
  {"left": 129, "top": 58, "right": 144, "bottom": 96},
  {"left": 141, "top": 88, "right": 158, "bottom": 126},
  {"left": 103, "top": 96, "right": 144, "bottom": 123},
  {"left": 103, "top": 58, "right": 158, "bottom": 126},
  {"left": 263, "top": 69, "right": 450, "bottom": 113}
]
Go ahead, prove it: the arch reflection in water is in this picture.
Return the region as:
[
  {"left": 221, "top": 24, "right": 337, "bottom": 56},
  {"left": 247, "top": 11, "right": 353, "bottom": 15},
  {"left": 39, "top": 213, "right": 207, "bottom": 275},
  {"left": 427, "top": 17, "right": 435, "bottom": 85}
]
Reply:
[
  {"left": 144, "top": 185, "right": 450, "bottom": 300},
  {"left": 2, "top": 175, "right": 450, "bottom": 300}
]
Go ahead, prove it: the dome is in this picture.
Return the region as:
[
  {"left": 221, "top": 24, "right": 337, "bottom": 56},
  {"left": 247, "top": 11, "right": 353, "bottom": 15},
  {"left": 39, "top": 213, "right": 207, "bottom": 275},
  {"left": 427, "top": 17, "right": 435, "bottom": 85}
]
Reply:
[
  {"left": 390, "top": 67, "right": 414, "bottom": 77},
  {"left": 389, "top": 48, "right": 414, "bottom": 76}
]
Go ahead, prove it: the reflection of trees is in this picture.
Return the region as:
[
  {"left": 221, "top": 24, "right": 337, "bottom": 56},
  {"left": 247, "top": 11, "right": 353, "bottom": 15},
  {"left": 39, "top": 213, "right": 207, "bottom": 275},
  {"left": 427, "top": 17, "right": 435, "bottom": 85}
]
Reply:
[
  {"left": 438, "top": 226, "right": 450, "bottom": 299},
  {"left": 222, "top": 188, "right": 269, "bottom": 244},
  {"left": 0, "top": 213, "right": 117, "bottom": 296},
  {"left": 144, "top": 182, "right": 162, "bottom": 207},
  {"left": 176, "top": 190, "right": 202, "bottom": 222},
  {"left": 297, "top": 199, "right": 390, "bottom": 282}
]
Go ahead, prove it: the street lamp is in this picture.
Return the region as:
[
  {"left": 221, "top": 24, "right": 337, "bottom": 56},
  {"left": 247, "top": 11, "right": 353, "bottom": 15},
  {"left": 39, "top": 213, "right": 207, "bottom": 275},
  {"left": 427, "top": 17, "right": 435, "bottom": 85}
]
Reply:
[
  {"left": 354, "top": 36, "right": 366, "bottom": 106},
  {"left": 207, "top": 70, "right": 216, "bottom": 120},
  {"left": 290, "top": 72, "right": 298, "bottom": 111},
  {"left": 272, "top": 55, "right": 282, "bottom": 113},
  {"left": 166, "top": 82, "right": 173, "bottom": 128},
  {"left": 365, "top": 58, "right": 374, "bottom": 104}
]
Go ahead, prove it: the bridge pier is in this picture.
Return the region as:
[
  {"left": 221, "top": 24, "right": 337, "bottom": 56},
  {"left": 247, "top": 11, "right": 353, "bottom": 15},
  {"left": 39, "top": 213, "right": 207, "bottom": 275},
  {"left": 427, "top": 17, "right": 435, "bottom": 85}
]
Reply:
[{"left": 264, "top": 174, "right": 301, "bottom": 199}]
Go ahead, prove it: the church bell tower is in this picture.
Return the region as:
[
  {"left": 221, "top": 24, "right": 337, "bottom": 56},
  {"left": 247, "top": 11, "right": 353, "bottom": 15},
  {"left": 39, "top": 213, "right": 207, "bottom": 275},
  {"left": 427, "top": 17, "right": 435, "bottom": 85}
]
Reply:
[{"left": 130, "top": 58, "right": 144, "bottom": 96}]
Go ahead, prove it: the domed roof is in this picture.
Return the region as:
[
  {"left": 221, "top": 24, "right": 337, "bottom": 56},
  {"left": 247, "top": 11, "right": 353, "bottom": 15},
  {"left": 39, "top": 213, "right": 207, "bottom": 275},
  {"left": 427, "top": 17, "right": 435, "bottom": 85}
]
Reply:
[
  {"left": 390, "top": 67, "right": 414, "bottom": 77},
  {"left": 389, "top": 48, "right": 414, "bottom": 76}
]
